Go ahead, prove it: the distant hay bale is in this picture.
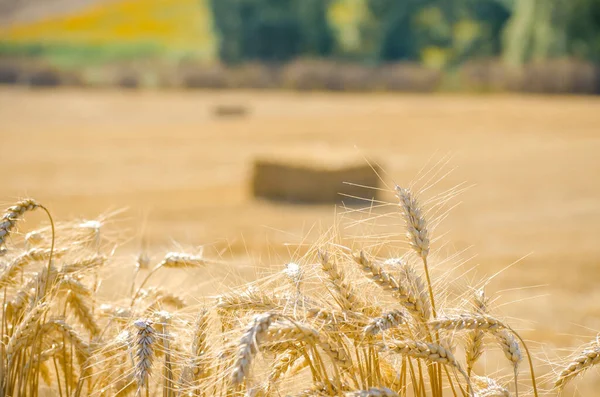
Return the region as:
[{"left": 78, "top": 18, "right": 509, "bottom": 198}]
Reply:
[
  {"left": 252, "top": 153, "right": 382, "bottom": 204},
  {"left": 0, "top": 62, "right": 19, "bottom": 84},
  {"left": 212, "top": 104, "right": 249, "bottom": 118}
]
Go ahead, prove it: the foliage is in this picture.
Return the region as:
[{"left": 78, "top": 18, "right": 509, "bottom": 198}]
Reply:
[
  {"left": 208, "top": 0, "right": 600, "bottom": 69},
  {"left": 209, "top": 0, "right": 334, "bottom": 64}
]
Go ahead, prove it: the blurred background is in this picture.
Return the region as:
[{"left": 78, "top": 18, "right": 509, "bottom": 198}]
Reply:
[
  {"left": 1, "top": 2, "right": 600, "bottom": 390},
  {"left": 0, "top": 0, "right": 599, "bottom": 92}
]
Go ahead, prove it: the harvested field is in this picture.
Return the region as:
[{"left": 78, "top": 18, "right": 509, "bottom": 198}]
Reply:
[{"left": 1, "top": 87, "right": 600, "bottom": 392}]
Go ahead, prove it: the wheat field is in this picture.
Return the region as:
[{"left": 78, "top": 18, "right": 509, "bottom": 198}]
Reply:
[{"left": 1, "top": 87, "right": 600, "bottom": 396}]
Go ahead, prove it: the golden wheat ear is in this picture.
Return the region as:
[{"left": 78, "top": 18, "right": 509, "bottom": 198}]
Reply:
[{"left": 555, "top": 336, "right": 600, "bottom": 390}]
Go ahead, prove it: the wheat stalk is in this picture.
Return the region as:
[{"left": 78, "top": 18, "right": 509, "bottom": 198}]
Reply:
[
  {"left": 363, "top": 310, "right": 405, "bottom": 336},
  {"left": 6, "top": 302, "right": 49, "bottom": 358},
  {"left": 159, "top": 252, "right": 206, "bottom": 269},
  {"left": 133, "top": 318, "right": 156, "bottom": 396},
  {"left": 231, "top": 312, "right": 278, "bottom": 386},
  {"left": 555, "top": 336, "right": 600, "bottom": 390},
  {"left": 0, "top": 199, "right": 40, "bottom": 247},
  {"left": 179, "top": 309, "right": 211, "bottom": 387},
  {"left": 429, "top": 314, "right": 507, "bottom": 333},
  {"left": 383, "top": 339, "right": 472, "bottom": 394},
  {"left": 472, "top": 376, "right": 510, "bottom": 397},
  {"left": 466, "top": 289, "right": 488, "bottom": 375},
  {"left": 318, "top": 250, "right": 364, "bottom": 314},
  {"left": 395, "top": 187, "right": 430, "bottom": 260},
  {"left": 353, "top": 251, "right": 427, "bottom": 321}
]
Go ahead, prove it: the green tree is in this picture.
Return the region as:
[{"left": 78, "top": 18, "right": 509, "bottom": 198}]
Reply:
[
  {"left": 567, "top": 0, "right": 600, "bottom": 62},
  {"left": 208, "top": 0, "right": 333, "bottom": 64}
]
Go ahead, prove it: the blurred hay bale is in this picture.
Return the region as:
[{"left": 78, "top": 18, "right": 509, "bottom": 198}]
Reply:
[
  {"left": 0, "top": 60, "right": 20, "bottom": 84},
  {"left": 212, "top": 104, "right": 249, "bottom": 118},
  {"left": 25, "top": 66, "right": 62, "bottom": 87},
  {"left": 252, "top": 152, "right": 382, "bottom": 204}
]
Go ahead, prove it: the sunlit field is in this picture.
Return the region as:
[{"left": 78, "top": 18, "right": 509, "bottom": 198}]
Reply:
[{"left": 1, "top": 87, "right": 600, "bottom": 395}]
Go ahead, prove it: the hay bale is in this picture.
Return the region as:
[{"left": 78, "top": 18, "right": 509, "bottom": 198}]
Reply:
[
  {"left": 252, "top": 153, "right": 382, "bottom": 204},
  {"left": 212, "top": 104, "right": 249, "bottom": 118}
]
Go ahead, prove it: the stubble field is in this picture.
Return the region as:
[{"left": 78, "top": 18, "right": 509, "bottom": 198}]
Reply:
[{"left": 1, "top": 87, "right": 600, "bottom": 393}]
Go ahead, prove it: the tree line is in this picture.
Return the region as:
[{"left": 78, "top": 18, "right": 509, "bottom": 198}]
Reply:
[{"left": 208, "top": 0, "right": 600, "bottom": 67}]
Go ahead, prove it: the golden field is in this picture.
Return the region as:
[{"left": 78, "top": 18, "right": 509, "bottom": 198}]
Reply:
[{"left": 1, "top": 87, "right": 600, "bottom": 394}]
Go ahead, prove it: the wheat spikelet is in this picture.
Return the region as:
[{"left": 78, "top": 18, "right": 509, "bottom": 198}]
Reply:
[
  {"left": 268, "top": 349, "right": 302, "bottom": 382},
  {"left": 0, "top": 247, "right": 66, "bottom": 287},
  {"left": 399, "top": 262, "right": 431, "bottom": 321},
  {"left": 266, "top": 321, "right": 319, "bottom": 352},
  {"left": 25, "top": 230, "right": 44, "bottom": 247},
  {"left": 231, "top": 312, "right": 278, "bottom": 386},
  {"left": 45, "top": 319, "right": 92, "bottom": 363},
  {"left": 60, "top": 254, "right": 107, "bottom": 274},
  {"left": 140, "top": 286, "right": 186, "bottom": 311},
  {"left": 267, "top": 321, "right": 352, "bottom": 368},
  {"left": 555, "top": 337, "right": 600, "bottom": 390},
  {"left": 60, "top": 255, "right": 107, "bottom": 274},
  {"left": 363, "top": 309, "right": 405, "bottom": 336},
  {"left": 318, "top": 250, "right": 363, "bottom": 313},
  {"left": 383, "top": 339, "right": 470, "bottom": 388},
  {"left": 66, "top": 291, "right": 100, "bottom": 336},
  {"left": 159, "top": 252, "right": 205, "bottom": 268},
  {"left": 0, "top": 199, "right": 40, "bottom": 247},
  {"left": 466, "top": 289, "right": 488, "bottom": 375},
  {"left": 429, "top": 313, "right": 506, "bottom": 333},
  {"left": 353, "top": 251, "right": 426, "bottom": 321},
  {"left": 5, "top": 275, "right": 36, "bottom": 321},
  {"left": 345, "top": 387, "right": 399, "bottom": 397},
  {"left": 6, "top": 302, "right": 48, "bottom": 357},
  {"left": 98, "top": 304, "right": 132, "bottom": 323},
  {"left": 283, "top": 261, "right": 304, "bottom": 291},
  {"left": 136, "top": 251, "right": 151, "bottom": 270},
  {"left": 180, "top": 309, "right": 211, "bottom": 386},
  {"left": 217, "top": 287, "right": 283, "bottom": 312},
  {"left": 133, "top": 318, "right": 156, "bottom": 394},
  {"left": 495, "top": 329, "right": 521, "bottom": 369},
  {"left": 296, "top": 380, "right": 349, "bottom": 397},
  {"left": 472, "top": 376, "right": 510, "bottom": 397},
  {"left": 57, "top": 275, "right": 93, "bottom": 298},
  {"left": 395, "top": 187, "right": 430, "bottom": 259}
]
